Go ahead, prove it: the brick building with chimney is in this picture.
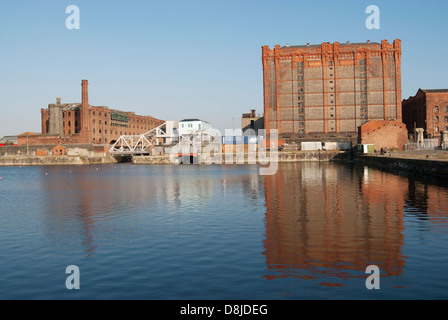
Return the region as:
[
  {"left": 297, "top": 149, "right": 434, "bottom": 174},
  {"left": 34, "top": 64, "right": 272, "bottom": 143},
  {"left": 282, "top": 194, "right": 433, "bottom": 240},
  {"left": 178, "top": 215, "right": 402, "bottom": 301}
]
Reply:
[
  {"left": 19, "top": 80, "right": 164, "bottom": 146},
  {"left": 261, "top": 40, "right": 403, "bottom": 140}
]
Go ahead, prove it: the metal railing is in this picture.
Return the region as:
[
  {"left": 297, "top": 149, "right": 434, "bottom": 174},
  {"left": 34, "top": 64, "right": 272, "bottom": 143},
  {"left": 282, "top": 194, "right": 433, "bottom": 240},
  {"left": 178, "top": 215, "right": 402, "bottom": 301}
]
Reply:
[{"left": 405, "top": 139, "right": 439, "bottom": 151}]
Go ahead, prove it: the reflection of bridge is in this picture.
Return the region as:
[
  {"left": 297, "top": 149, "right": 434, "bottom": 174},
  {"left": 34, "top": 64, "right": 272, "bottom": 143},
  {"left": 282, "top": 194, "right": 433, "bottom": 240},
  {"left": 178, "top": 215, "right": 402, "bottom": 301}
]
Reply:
[{"left": 109, "top": 122, "right": 214, "bottom": 156}]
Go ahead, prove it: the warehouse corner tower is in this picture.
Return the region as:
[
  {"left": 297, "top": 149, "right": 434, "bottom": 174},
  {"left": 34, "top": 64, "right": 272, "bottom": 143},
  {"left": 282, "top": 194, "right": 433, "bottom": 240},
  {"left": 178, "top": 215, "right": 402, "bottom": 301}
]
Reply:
[{"left": 262, "top": 40, "right": 402, "bottom": 138}]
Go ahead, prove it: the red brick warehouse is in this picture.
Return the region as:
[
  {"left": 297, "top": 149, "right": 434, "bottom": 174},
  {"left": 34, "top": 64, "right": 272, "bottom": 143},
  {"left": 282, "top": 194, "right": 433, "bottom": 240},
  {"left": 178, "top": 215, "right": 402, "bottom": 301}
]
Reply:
[
  {"left": 402, "top": 89, "right": 448, "bottom": 139},
  {"left": 22, "top": 80, "right": 165, "bottom": 146},
  {"left": 262, "top": 40, "right": 402, "bottom": 138}
]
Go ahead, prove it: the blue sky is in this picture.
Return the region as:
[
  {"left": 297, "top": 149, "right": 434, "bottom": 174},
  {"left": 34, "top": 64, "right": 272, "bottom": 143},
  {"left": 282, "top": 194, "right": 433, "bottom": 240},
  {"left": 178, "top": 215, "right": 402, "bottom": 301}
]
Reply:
[{"left": 0, "top": 0, "right": 447, "bottom": 137}]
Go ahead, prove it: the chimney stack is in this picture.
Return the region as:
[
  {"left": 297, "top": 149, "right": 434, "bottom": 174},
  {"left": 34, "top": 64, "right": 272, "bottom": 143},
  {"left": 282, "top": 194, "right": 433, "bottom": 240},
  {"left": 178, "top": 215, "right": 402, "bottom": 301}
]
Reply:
[
  {"left": 80, "top": 80, "right": 90, "bottom": 142},
  {"left": 56, "top": 97, "right": 61, "bottom": 105}
]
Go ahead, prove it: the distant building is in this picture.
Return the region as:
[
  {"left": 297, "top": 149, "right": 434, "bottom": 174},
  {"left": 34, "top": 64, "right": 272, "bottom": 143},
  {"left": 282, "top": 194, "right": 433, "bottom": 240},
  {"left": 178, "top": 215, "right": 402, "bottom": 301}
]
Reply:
[
  {"left": 402, "top": 89, "right": 448, "bottom": 139},
  {"left": 242, "top": 109, "right": 264, "bottom": 135},
  {"left": 262, "top": 40, "right": 402, "bottom": 138},
  {"left": 178, "top": 119, "right": 212, "bottom": 135},
  {"left": 20, "top": 80, "right": 164, "bottom": 146}
]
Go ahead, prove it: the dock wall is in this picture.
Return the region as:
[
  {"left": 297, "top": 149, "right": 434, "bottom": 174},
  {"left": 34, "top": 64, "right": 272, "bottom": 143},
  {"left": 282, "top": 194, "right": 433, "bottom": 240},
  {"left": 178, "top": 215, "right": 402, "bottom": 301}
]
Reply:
[
  {"left": 132, "top": 151, "right": 350, "bottom": 164},
  {"left": 356, "top": 155, "right": 448, "bottom": 178}
]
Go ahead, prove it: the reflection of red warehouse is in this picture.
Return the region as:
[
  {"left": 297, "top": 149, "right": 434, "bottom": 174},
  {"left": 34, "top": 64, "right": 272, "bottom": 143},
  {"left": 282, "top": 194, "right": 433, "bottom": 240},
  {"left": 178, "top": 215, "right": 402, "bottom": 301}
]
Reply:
[
  {"left": 263, "top": 163, "right": 406, "bottom": 281},
  {"left": 19, "top": 80, "right": 164, "bottom": 146}
]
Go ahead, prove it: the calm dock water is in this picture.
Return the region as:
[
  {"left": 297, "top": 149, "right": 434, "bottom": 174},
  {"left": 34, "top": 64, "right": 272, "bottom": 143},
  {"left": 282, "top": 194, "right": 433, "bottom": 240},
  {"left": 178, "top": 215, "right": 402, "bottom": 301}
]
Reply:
[{"left": 0, "top": 163, "right": 447, "bottom": 299}]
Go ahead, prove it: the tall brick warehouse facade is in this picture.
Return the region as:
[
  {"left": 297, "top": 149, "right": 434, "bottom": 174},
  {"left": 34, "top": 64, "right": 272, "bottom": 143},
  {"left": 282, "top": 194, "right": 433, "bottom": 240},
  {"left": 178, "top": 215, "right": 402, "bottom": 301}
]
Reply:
[
  {"left": 402, "top": 89, "right": 448, "bottom": 139},
  {"left": 21, "top": 80, "right": 164, "bottom": 146},
  {"left": 262, "top": 40, "right": 402, "bottom": 138}
]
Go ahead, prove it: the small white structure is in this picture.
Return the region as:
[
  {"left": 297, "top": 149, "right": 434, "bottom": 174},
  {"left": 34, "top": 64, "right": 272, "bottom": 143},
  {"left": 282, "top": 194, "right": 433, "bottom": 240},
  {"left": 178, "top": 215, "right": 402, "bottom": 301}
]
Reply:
[
  {"left": 177, "top": 119, "right": 214, "bottom": 146},
  {"left": 301, "top": 142, "right": 323, "bottom": 151},
  {"left": 178, "top": 119, "right": 212, "bottom": 135},
  {"left": 157, "top": 121, "right": 179, "bottom": 145},
  {"left": 356, "top": 144, "right": 374, "bottom": 154},
  {"left": 323, "top": 142, "right": 352, "bottom": 151}
]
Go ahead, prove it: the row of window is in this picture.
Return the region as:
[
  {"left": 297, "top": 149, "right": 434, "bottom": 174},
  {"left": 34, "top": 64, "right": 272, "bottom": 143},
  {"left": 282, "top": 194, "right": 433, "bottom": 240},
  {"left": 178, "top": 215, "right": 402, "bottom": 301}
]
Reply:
[
  {"left": 63, "top": 119, "right": 152, "bottom": 130},
  {"left": 434, "top": 116, "right": 448, "bottom": 123},
  {"left": 93, "top": 130, "right": 145, "bottom": 136},
  {"left": 434, "top": 126, "right": 448, "bottom": 133},
  {"left": 434, "top": 106, "right": 448, "bottom": 113},
  {"left": 295, "top": 59, "right": 367, "bottom": 70},
  {"left": 61, "top": 110, "right": 155, "bottom": 126}
]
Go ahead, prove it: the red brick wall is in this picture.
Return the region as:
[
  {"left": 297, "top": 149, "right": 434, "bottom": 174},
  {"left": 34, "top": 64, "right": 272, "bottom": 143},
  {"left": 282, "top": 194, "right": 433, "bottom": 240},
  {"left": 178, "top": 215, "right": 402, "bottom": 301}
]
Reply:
[
  {"left": 359, "top": 120, "right": 408, "bottom": 150},
  {"left": 18, "top": 134, "right": 82, "bottom": 146},
  {"left": 426, "top": 92, "right": 448, "bottom": 138},
  {"left": 262, "top": 40, "right": 402, "bottom": 137},
  {"left": 402, "top": 90, "right": 448, "bottom": 139}
]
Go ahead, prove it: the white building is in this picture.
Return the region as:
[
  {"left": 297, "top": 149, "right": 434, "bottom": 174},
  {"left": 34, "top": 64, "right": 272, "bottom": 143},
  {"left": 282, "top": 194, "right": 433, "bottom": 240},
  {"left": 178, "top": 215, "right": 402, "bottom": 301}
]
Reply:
[{"left": 178, "top": 119, "right": 212, "bottom": 135}]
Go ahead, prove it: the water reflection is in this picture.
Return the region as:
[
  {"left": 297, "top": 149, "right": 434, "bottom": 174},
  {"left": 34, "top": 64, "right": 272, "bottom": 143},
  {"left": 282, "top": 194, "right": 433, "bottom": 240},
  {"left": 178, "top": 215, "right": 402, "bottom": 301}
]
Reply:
[
  {"left": 36, "top": 162, "right": 448, "bottom": 291},
  {"left": 39, "top": 165, "right": 264, "bottom": 256},
  {"left": 405, "top": 177, "right": 448, "bottom": 231},
  {"left": 263, "top": 163, "right": 407, "bottom": 285}
]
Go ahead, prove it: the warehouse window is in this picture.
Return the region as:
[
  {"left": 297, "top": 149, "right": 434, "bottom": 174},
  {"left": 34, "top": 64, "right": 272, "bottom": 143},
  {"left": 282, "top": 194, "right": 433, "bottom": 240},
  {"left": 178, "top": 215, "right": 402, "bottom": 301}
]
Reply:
[{"left": 435, "top": 106, "right": 439, "bottom": 113}]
